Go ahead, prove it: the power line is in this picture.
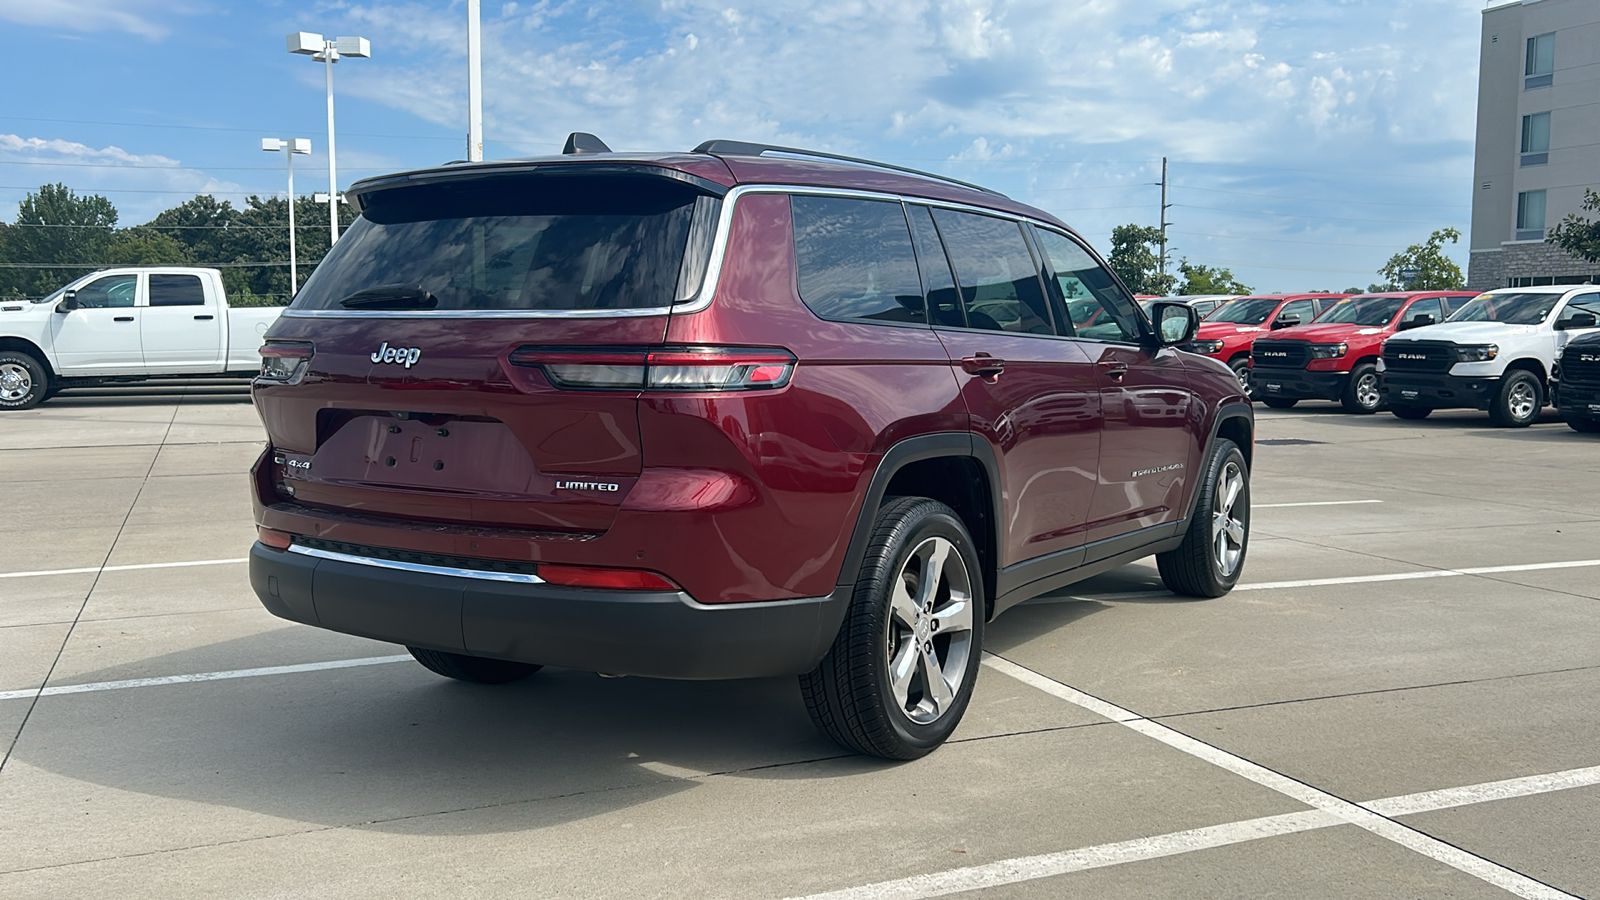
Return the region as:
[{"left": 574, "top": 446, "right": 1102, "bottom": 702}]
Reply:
[
  {"left": 1169, "top": 229, "right": 1428, "bottom": 250},
  {"left": 0, "top": 114, "right": 460, "bottom": 142},
  {"left": 5, "top": 222, "right": 344, "bottom": 230},
  {"left": 1176, "top": 183, "right": 1469, "bottom": 209},
  {"left": 1173, "top": 202, "right": 1460, "bottom": 227},
  {"left": 0, "top": 261, "right": 292, "bottom": 268},
  {"left": 0, "top": 159, "right": 392, "bottom": 172}
]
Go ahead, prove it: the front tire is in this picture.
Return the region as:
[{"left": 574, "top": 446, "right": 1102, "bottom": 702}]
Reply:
[
  {"left": 1341, "top": 363, "right": 1383, "bottom": 414},
  {"left": 1489, "top": 370, "right": 1542, "bottom": 427},
  {"left": 800, "top": 497, "right": 984, "bottom": 760},
  {"left": 1228, "top": 357, "right": 1253, "bottom": 396},
  {"left": 1262, "top": 397, "right": 1297, "bottom": 409},
  {"left": 0, "top": 352, "right": 51, "bottom": 411},
  {"left": 407, "top": 647, "right": 542, "bottom": 684},
  {"left": 1391, "top": 404, "right": 1432, "bottom": 420},
  {"left": 1157, "top": 439, "right": 1250, "bottom": 598}
]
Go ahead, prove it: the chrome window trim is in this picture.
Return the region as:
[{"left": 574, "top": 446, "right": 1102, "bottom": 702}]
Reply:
[
  {"left": 287, "top": 543, "right": 546, "bottom": 584},
  {"left": 279, "top": 183, "right": 1060, "bottom": 320}
]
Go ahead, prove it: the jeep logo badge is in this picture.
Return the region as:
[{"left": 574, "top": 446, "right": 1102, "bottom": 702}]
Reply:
[{"left": 371, "top": 342, "right": 422, "bottom": 368}]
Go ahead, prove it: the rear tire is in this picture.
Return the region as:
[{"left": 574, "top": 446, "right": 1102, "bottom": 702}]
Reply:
[
  {"left": 1261, "top": 397, "right": 1297, "bottom": 409},
  {"left": 1390, "top": 405, "right": 1432, "bottom": 420},
  {"left": 407, "top": 647, "right": 541, "bottom": 684},
  {"left": 800, "top": 496, "right": 984, "bottom": 760},
  {"left": 1340, "top": 363, "right": 1383, "bottom": 414},
  {"left": 1567, "top": 417, "right": 1600, "bottom": 434},
  {"left": 1157, "top": 439, "right": 1250, "bottom": 598},
  {"left": 1488, "top": 370, "right": 1542, "bottom": 427},
  {"left": 0, "top": 352, "right": 51, "bottom": 411}
]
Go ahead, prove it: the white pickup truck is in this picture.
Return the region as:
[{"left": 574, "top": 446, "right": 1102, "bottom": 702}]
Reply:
[
  {"left": 0, "top": 267, "right": 283, "bottom": 410},
  {"left": 1378, "top": 284, "right": 1600, "bottom": 426}
]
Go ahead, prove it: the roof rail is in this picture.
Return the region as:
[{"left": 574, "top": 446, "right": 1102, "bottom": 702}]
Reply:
[{"left": 692, "top": 139, "right": 1007, "bottom": 198}]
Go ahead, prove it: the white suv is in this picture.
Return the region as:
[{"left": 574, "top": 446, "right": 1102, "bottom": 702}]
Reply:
[{"left": 1378, "top": 285, "right": 1600, "bottom": 426}]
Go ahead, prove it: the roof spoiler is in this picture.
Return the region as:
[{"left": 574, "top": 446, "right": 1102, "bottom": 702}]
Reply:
[{"left": 692, "top": 139, "right": 1006, "bottom": 198}]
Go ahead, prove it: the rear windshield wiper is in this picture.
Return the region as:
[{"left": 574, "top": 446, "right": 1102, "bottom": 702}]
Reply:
[{"left": 339, "top": 284, "right": 438, "bottom": 310}]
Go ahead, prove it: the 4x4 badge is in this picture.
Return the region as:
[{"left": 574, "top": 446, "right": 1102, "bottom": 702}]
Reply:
[{"left": 371, "top": 342, "right": 422, "bottom": 368}]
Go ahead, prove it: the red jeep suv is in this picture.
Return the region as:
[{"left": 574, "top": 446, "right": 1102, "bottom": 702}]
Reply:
[
  {"left": 1249, "top": 291, "right": 1477, "bottom": 412},
  {"left": 247, "top": 136, "right": 1254, "bottom": 759}
]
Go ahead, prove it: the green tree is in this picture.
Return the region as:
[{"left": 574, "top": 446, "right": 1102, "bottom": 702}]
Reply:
[
  {"left": 0, "top": 183, "right": 119, "bottom": 298},
  {"left": 105, "top": 227, "right": 191, "bottom": 266},
  {"left": 1176, "top": 259, "right": 1251, "bottom": 295},
  {"left": 1377, "top": 227, "right": 1466, "bottom": 290},
  {"left": 1108, "top": 224, "right": 1175, "bottom": 295},
  {"left": 1547, "top": 188, "right": 1600, "bottom": 264}
]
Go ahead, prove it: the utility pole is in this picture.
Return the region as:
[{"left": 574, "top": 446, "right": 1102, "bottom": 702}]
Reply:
[
  {"left": 467, "top": 0, "right": 483, "bottom": 161},
  {"left": 1158, "top": 157, "right": 1172, "bottom": 282}
]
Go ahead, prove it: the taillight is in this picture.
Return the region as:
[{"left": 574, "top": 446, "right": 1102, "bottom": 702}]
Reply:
[
  {"left": 258, "top": 341, "right": 314, "bottom": 382},
  {"left": 509, "top": 346, "right": 796, "bottom": 392},
  {"left": 257, "top": 527, "right": 294, "bottom": 550},
  {"left": 538, "top": 564, "right": 680, "bottom": 591}
]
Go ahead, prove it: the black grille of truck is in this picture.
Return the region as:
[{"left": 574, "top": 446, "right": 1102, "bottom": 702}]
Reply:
[
  {"left": 1383, "top": 341, "right": 1456, "bottom": 373},
  {"left": 1252, "top": 341, "right": 1309, "bottom": 369},
  {"left": 1561, "top": 344, "right": 1600, "bottom": 387}
]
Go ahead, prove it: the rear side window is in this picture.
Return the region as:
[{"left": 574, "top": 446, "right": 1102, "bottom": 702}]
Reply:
[
  {"left": 149, "top": 274, "right": 207, "bottom": 307},
  {"left": 791, "top": 196, "right": 925, "bottom": 324},
  {"left": 292, "top": 174, "right": 720, "bottom": 312},
  {"left": 1403, "top": 297, "right": 1444, "bottom": 326},
  {"left": 906, "top": 205, "right": 964, "bottom": 328},
  {"left": 1279, "top": 299, "right": 1315, "bottom": 325},
  {"left": 931, "top": 209, "right": 1053, "bottom": 334}
]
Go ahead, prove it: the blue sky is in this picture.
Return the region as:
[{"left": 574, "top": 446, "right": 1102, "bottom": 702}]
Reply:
[{"left": 0, "top": 0, "right": 1487, "bottom": 291}]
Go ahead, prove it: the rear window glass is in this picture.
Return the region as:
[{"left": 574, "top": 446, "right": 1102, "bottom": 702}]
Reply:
[
  {"left": 791, "top": 196, "right": 925, "bottom": 324},
  {"left": 291, "top": 173, "right": 720, "bottom": 312}
]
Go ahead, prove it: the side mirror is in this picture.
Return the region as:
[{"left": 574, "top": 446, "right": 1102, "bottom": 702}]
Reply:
[
  {"left": 1151, "top": 301, "right": 1198, "bottom": 346},
  {"left": 56, "top": 290, "right": 79, "bottom": 313},
  {"left": 1557, "top": 312, "right": 1598, "bottom": 330},
  {"left": 1273, "top": 314, "right": 1301, "bottom": 329},
  {"left": 1398, "top": 314, "right": 1436, "bottom": 331}
]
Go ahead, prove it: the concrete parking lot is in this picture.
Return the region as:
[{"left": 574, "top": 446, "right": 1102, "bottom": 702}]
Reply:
[{"left": 2, "top": 386, "right": 1597, "bottom": 899}]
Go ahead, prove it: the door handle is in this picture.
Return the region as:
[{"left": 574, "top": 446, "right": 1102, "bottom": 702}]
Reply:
[
  {"left": 1099, "top": 361, "right": 1129, "bottom": 382},
  {"left": 194, "top": 314, "right": 214, "bottom": 320},
  {"left": 114, "top": 316, "right": 134, "bottom": 322},
  {"left": 960, "top": 354, "right": 1006, "bottom": 378}
]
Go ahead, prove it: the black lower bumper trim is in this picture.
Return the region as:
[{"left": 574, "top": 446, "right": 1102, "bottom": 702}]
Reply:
[
  {"left": 1252, "top": 367, "right": 1345, "bottom": 402},
  {"left": 1379, "top": 373, "right": 1498, "bottom": 409},
  {"left": 1555, "top": 383, "right": 1600, "bottom": 419},
  {"left": 249, "top": 543, "right": 848, "bottom": 680}
]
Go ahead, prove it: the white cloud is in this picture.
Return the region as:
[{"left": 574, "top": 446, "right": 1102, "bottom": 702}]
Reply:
[
  {"left": 0, "top": 134, "right": 244, "bottom": 225},
  {"left": 0, "top": 0, "right": 196, "bottom": 40}
]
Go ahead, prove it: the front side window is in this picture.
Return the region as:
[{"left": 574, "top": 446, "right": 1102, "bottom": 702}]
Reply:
[
  {"left": 1448, "top": 292, "right": 1558, "bottom": 325},
  {"left": 292, "top": 174, "right": 719, "bottom": 312},
  {"left": 1318, "top": 296, "right": 1406, "bottom": 326},
  {"left": 73, "top": 274, "right": 138, "bottom": 309},
  {"left": 791, "top": 196, "right": 925, "bottom": 324},
  {"left": 1031, "top": 227, "right": 1140, "bottom": 341},
  {"left": 1206, "top": 297, "right": 1280, "bottom": 326},
  {"left": 1516, "top": 190, "right": 1547, "bottom": 239},
  {"left": 1557, "top": 293, "right": 1600, "bottom": 325},
  {"left": 932, "top": 209, "right": 1053, "bottom": 335},
  {"left": 148, "top": 274, "right": 207, "bottom": 307}
]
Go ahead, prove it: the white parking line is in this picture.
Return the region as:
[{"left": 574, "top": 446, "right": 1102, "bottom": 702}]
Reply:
[
  {"left": 0, "top": 655, "right": 411, "bottom": 702},
  {"left": 1255, "top": 499, "right": 1384, "bottom": 508},
  {"left": 787, "top": 764, "right": 1600, "bottom": 900},
  {"left": 978, "top": 655, "right": 1578, "bottom": 900},
  {"left": 0, "top": 557, "right": 247, "bottom": 580}
]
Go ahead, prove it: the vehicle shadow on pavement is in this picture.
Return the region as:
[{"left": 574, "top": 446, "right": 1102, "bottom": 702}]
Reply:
[
  {"left": 13, "top": 630, "right": 880, "bottom": 836},
  {"left": 47, "top": 390, "right": 252, "bottom": 407}
]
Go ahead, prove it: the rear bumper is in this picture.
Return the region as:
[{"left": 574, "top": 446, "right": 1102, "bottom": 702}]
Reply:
[
  {"left": 1252, "top": 367, "right": 1345, "bottom": 402},
  {"left": 1554, "top": 382, "right": 1600, "bottom": 419},
  {"left": 1379, "top": 372, "right": 1498, "bottom": 410},
  {"left": 249, "top": 542, "right": 848, "bottom": 680}
]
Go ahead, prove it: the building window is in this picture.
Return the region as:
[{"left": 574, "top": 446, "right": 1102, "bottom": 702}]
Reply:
[
  {"left": 1525, "top": 33, "right": 1554, "bottom": 88},
  {"left": 1516, "top": 190, "right": 1546, "bottom": 241},
  {"left": 1520, "top": 112, "right": 1549, "bottom": 166}
]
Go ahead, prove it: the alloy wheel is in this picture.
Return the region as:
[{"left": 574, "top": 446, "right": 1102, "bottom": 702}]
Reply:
[
  {"left": 886, "top": 536, "right": 975, "bottom": 725},
  {"left": 1212, "top": 461, "right": 1246, "bottom": 577},
  {"left": 1355, "top": 372, "right": 1381, "bottom": 410},
  {"left": 0, "top": 362, "right": 32, "bottom": 402},
  {"left": 1508, "top": 381, "right": 1538, "bottom": 422}
]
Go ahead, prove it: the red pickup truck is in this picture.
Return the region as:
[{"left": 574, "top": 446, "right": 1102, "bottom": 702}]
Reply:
[
  {"left": 1182, "top": 294, "right": 1348, "bottom": 392},
  {"left": 1249, "top": 291, "right": 1477, "bottom": 412}
]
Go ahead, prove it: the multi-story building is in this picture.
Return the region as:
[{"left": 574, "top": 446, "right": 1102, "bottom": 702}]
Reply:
[{"left": 1469, "top": 0, "right": 1600, "bottom": 290}]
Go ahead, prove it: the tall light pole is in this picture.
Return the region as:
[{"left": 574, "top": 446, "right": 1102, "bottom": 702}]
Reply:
[
  {"left": 467, "top": 0, "right": 483, "bottom": 161},
  {"left": 261, "top": 138, "right": 312, "bottom": 293},
  {"left": 287, "top": 32, "right": 370, "bottom": 244}
]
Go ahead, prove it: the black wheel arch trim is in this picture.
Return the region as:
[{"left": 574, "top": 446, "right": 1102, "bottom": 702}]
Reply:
[{"left": 0, "top": 337, "right": 55, "bottom": 378}]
